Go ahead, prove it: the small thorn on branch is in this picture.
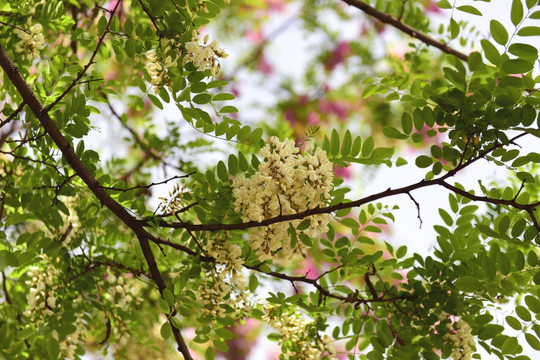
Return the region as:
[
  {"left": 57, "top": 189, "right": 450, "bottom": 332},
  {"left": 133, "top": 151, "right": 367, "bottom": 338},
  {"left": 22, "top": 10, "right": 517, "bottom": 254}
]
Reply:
[{"left": 406, "top": 192, "right": 422, "bottom": 228}]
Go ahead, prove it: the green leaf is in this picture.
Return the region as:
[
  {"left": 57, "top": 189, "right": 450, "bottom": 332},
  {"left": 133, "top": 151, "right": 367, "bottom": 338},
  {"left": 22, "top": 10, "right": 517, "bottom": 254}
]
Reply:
[
  {"left": 525, "top": 295, "right": 540, "bottom": 313},
  {"left": 498, "top": 215, "right": 510, "bottom": 234},
  {"left": 341, "top": 217, "right": 359, "bottom": 229},
  {"left": 501, "top": 59, "right": 534, "bottom": 73},
  {"left": 97, "top": 15, "right": 107, "bottom": 36},
  {"left": 160, "top": 322, "right": 172, "bottom": 339},
  {"left": 341, "top": 130, "right": 352, "bottom": 156},
  {"left": 526, "top": 333, "right": 540, "bottom": 350},
  {"left": 449, "top": 18, "right": 459, "bottom": 39},
  {"left": 213, "top": 93, "right": 235, "bottom": 101},
  {"left": 415, "top": 155, "right": 433, "bottom": 168},
  {"left": 248, "top": 274, "right": 259, "bottom": 292},
  {"left": 468, "top": 52, "right": 484, "bottom": 71},
  {"left": 330, "top": 129, "right": 340, "bottom": 156},
  {"left": 511, "top": 0, "right": 524, "bottom": 26},
  {"left": 297, "top": 219, "right": 311, "bottom": 231},
  {"left": 205, "top": 347, "right": 215, "bottom": 360},
  {"left": 501, "top": 336, "right": 519, "bottom": 354},
  {"left": 215, "top": 327, "right": 234, "bottom": 340},
  {"left": 457, "top": 5, "right": 482, "bottom": 16},
  {"left": 47, "top": 339, "right": 60, "bottom": 360},
  {"left": 490, "top": 20, "right": 509, "bottom": 45},
  {"left": 516, "top": 305, "right": 532, "bottom": 321},
  {"left": 508, "top": 43, "right": 538, "bottom": 61},
  {"left": 436, "top": 0, "right": 452, "bottom": 9},
  {"left": 216, "top": 161, "right": 228, "bottom": 182},
  {"left": 481, "top": 39, "right": 501, "bottom": 65},
  {"left": 517, "top": 26, "right": 540, "bottom": 36},
  {"left": 148, "top": 94, "right": 163, "bottom": 109},
  {"left": 455, "top": 276, "right": 481, "bottom": 292},
  {"left": 193, "top": 94, "right": 212, "bottom": 104},
  {"left": 439, "top": 209, "right": 453, "bottom": 226},
  {"left": 170, "top": 316, "right": 183, "bottom": 329},
  {"left": 361, "top": 136, "right": 374, "bottom": 157},
  {"left": 396, "top": 245, "right": 407, "bottom": 258},
  {"left": 236, "top": 125, "right": 251, "bottom": 141},
  {"left": 382, "top": 127, "right": 407, "bottom": 139},
  {"left": 163, "top": 288, "right": 175, "bottom": 306},
  {"left": 402, "top": 112, "right": 412, "bottom": 135},
  {"left": 219, "top": 106, "right": 238, "bottom": 113},
  {"left": 506, "top": 315, "right": 522, "bottom": 330}
]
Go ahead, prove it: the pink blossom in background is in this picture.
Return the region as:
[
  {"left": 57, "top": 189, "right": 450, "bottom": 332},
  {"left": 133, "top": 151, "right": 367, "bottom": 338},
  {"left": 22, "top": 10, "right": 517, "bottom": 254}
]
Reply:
[
  {"left": 266, "top": 0, "right": 285, "bottom": 12},
  {"left": 318, "top": 99, "right": 349, "bottom": 121},
  {"left": 230, "top": 85, "right": 241, "bottom": 97},
  {"left": 325, "top": 41, "right": 351, "bottom": 71},
  {"left": 298, "top": 94, "right": 309, "bottom": 104},
  {"left": 296, "top": 254, "right": 320, "bottom": 279},
  {"left": 333, "top": 165, "right": 352, "bottom": 179},
  {"left": 257, "top": 55, "right": 274, "bottom": 75},
  {"left": 388, "top": 43, "right": 407, "bottom": 61},
  {"left": 106, "top": 0, "right": 120, "bottom": 11},
  {"left": 220, "top": 319, "right": 260, "bottom": 360},
  {"left": 426, "top": 1, "right": 443, "bottom": 14},
  {"left": 284, "top": 109, "right": 296, "bottom": 125},
  {"left": 306, "top": 112, "right": 320, "bottom": 125},
  {"left": 245, "top": 29, "right": 264, "bottom": 44}
]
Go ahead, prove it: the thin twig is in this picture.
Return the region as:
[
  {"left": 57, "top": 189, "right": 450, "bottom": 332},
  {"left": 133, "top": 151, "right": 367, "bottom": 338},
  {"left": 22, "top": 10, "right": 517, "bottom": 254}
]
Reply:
[
  {"left": 44, "top": 2, "right": 121, "bottom": 112},
  {"left": 341, "top": 0, "right": 469, "bottom": 61},
  {"left": 0, "top": 101, "right": 26, "bottom": 129}
]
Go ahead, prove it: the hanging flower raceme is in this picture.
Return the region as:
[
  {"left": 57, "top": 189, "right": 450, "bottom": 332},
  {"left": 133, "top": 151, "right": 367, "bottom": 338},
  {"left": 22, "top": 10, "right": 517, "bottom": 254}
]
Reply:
[
  {"left": 232, "top": 137, "right": 334, "bottom": 261},
  {"left": 182, "top": 32, "right": 229, "bottom": 75},
  {"left": 145, "top": 48, "right": 176, "bottom": 93},
  {"left": 14, "top": 23, "right": 45, "bottom": 59},
  {"left": 445, "top": 319, "right": 476, "bottom": 360}
]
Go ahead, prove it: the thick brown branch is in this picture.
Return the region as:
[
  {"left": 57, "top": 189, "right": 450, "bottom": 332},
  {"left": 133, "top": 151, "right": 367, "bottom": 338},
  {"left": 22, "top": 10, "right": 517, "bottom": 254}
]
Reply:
[
  {"left": 0, "top": 43, "right": 194, "bottom": 360},
  {"left": 154, "top": 133, "right": 530, "bottom": 232},
  {"left": 341, "top": 0, "right": 469, "bottom": 62}
]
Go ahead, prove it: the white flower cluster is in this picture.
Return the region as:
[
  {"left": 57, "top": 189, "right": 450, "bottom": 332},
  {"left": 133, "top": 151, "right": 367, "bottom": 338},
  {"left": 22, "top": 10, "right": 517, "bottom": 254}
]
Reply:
[
  {"left": 445, "top": 319, "right": 476, "bottom": 360},
  {"left": 263, "top": 305, "right": 336, "bottom": 360},
  {"left": 183, "top": 32, "right": 228, "bottom": 75},
  {"left": 52, "top": 315, "right": 85, "bottom": 360},
  {"left": 104, "top": 270, "right": 141, "bottom": 311},
  {"left": 24, "top": 257, "right": 60, "bottom": 318},
  {"left": 145, "top": 48, "right": 176, "bottom": 93},
  {"left": 232, "top": 137, "right": 334, "bottom": 261},
  {"left": 206, "top": 235, "right": 244, "bottom": 273},
  {"left": 198, "top": 268, "right": 250, "bottom": 318},
  {"left": 14, "top": 23, "right": 45, "bottom": 59}
]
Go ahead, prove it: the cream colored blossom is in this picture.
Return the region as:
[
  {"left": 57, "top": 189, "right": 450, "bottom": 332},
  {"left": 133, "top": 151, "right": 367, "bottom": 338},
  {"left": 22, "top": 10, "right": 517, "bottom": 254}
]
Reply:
[
  {"left": 198, "top": 268, "right": 251, "bottom": 318},
  {"left": 263, "top": 305, "right": 336, "bottom": 360},
  {"left": 145, "top": 47, "right": 176, "bottom": 93},
  {"left": 182, "top": 33, "right": 228, "bottom": 75},
  {"left": 232, "top": 137, "right": 334, "bottom": 261},
  {"left": 14, "top": 23, "right": 45, "bottom": 59},
  {"left": 445, "top": 319, "right": 476, "bottom": 360}
]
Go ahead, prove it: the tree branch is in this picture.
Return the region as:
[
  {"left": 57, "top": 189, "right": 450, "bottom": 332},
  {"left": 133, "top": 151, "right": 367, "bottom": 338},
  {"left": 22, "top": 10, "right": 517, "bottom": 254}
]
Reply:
[
  {"left": 0, "top": 43, "right": 194, "bottom": 360},
  {"left": 341, "top": 0, "right": 469, "bottom": 62},
  {"left": 44, "top": 2, "right": 120, "bottom": 112},
  {"left": 154, "top": 133, "right": 531, "bottom": 232}
]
